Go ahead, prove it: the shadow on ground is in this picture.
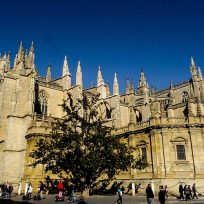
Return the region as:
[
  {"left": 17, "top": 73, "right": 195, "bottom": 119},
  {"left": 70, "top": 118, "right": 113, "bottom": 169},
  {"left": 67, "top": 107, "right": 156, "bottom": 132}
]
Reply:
[{"left": 0, "top": 199, "right": 32, "bottom": 204}]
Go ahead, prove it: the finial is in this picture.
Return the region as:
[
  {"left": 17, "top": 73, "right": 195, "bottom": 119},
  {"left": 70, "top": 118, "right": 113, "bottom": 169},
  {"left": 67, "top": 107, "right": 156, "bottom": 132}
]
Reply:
[
  {"left": 7, "top": 51, "right": 10, "bottom": 60},
  {"left": 76, "top": 60, "right": 82, "bottom": 86},
  {"left": 46, "top": 64, "right": 52, "bottom": 82},
  {"left": 30, "top": 41, "right": 34, "bottom": 53},
  {"left": 113, "top": 72, "right": 119, "bottom": 95},
  {"left": 170, "top": 81, "right": 173, "bottom": 89},
  {"left": 97, "top": 66, "right": 104, "bottom": 86},
  {"left": 62, "top": 56, "right": 71, "bottom": 77},
  {"left": 19, "top": 41, "right": 23, "bottom": 50},
  {"left": 198, "top": 66, "right": 202, "bottom": 78},
  {"left": 191, "top": 56, "right": 195, "bottom": 66}
]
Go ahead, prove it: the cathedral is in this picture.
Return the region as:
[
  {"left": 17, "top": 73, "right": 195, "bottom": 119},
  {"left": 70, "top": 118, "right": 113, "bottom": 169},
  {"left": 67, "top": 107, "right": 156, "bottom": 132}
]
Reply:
[{"left": 0, "top": 42, "right": 204, "bottom": 194}]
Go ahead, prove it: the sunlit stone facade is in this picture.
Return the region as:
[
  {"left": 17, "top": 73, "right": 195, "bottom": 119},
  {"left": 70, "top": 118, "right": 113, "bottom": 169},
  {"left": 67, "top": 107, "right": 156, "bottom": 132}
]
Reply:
[{"left": 0, "top": 43, "right": 204, "bottom": 194}]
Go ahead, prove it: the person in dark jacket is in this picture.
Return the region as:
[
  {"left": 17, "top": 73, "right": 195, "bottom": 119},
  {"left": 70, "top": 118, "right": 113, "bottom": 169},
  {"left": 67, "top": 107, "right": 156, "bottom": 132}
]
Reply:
[
  {"left": 192, "top": 183, "right": 198, "bottom": 199},
  {"left": 179, "top": 184, "right": 184, "bottom": 200},
  {"left": 146, "top": 184, "right": 154, "bottom": 204},
  {"left": 158, "top": 185, "right": 166, "bottom": 204}
]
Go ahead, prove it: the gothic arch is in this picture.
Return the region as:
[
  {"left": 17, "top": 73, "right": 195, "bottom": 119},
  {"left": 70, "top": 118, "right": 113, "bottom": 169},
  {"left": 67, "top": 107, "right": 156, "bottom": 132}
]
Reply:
[
  {"left": 39, "top": 89, "right": 48, "bottom": 115},
  {"left": 134, "top": 109, "right": 142, "bottom": 123},
  {"left": 104, "top": 101, "right": 112, "bottom": 119},
  {"left": 137, "top": 140, "right": 148, "bottom": 162},
  {"left": 182, "top": 91, "right": 189, "bottom": 103}
]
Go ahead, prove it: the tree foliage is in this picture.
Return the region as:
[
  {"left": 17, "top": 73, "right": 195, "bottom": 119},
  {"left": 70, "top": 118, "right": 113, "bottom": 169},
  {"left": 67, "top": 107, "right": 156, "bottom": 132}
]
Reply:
[{"left": 30, "top": 93, "right": 147, "bottom": 192}]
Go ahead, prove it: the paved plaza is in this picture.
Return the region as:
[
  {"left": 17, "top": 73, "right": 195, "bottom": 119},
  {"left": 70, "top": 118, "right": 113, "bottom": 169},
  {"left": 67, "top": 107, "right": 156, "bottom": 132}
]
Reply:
[{"left": 0, "top": 194, "right": 204, "bottom": 204}]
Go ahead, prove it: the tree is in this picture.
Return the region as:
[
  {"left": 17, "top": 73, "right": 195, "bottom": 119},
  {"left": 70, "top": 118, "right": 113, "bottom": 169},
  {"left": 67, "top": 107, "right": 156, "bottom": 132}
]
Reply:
[{"left": 30, "top": 93, "right": 147, "bottom": 194}]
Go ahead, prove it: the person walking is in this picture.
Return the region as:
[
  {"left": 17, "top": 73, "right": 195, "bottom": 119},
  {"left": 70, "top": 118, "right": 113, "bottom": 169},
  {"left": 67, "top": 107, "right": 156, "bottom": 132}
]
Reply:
[
  {"left": 146, "top": 184, "right": 154, "bottom": 204},
  {"left": 114, "top": 186, "right": 123, "bottom": 204},
  {"left": 179, "top": 184, "right": 184, "bottom": 200},
  {"left": 27, "top": 183, "right": 33, "bottom": 199},
  {"left": 192, "top": 183, "right": 198, "bottom": 199},
  {"left": 164, "top": 185, "right": 168, "bottom": 199},
  {"left": 39, "top": 181, "right": 46, "bottom": 199},
  {"left": 158, "top": 186, "right": 166, "bottom": 204}
]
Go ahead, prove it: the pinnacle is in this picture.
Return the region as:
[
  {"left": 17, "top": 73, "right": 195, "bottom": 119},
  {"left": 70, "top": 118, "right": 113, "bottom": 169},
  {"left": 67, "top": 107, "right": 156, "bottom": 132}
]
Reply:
[{"left": 191, "top": 56, "right": 195, "bottom": 66}]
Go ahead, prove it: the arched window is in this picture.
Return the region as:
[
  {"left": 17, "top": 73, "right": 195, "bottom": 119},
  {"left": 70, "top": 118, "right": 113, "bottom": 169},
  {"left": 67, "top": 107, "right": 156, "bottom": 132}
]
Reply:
[
  {"left": 137, "top": 140, "right": 148, "bottom": 162},
  {"left": 104, "top": 102, "right": 112, "bottom": 119},
  {"left": 135, "top": 109, "right": 142, "bottom": 123},
  {"left": 106, "top": 107, "right": 112, "bottom": 119},
  {"left": 39, "top": 90, "right": 48, "bottom": 115},
  {"left": 182, "top": 91, "right": 189, "bottom": 103}
]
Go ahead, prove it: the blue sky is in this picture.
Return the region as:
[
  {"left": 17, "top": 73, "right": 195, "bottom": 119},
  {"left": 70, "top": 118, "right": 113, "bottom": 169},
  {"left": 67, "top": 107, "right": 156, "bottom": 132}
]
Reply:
[{"left": 0, "top": 0, "right": 204, "bottom": 93}]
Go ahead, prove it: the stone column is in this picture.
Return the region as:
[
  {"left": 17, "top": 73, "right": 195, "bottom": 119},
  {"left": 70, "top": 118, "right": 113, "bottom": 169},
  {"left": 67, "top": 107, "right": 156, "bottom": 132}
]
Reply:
[
  {"left": 132, "top": 182, "right": 135, "bottom": 196},
  {"left": 18, "top": 180, "right": 22, "bottom": 195}
]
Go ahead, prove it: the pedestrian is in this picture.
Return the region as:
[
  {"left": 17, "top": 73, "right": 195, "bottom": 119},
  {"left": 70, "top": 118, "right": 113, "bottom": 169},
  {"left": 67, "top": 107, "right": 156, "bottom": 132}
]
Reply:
[
  {"left": 178, "top": 184, "right": 184, "bottom": 200},
  {"left": 192, "top": 183, "right": 198, "bottom": 199},
  {"left": 3, "top": 182, "right": 10, "bottom": 197},
  {"left": 146, "top": 184, "right": 154, "bottom": 204},
  {"left": 184, "top": 185, "right": 191, "bottom": 201},
  {"left": 57, "top": 180, "right": 64, "bottom": 191},
  {"left": 8, "top": 183, "right": 13, "bottom": 197},
  {"left": 27, "top": 183, "right": 32, "bottom": 198},
  {"left": 164, "top": 185, "right": 168, "bottom": 199},
  {"left": 39, "top": 181, "right": 46, "bottom": 199},
  {"left": 158, "top": 185, "right": 166, "bottom": 204},
  {"left": 114, "top": 186, "right": 123, "bottom": 204}
]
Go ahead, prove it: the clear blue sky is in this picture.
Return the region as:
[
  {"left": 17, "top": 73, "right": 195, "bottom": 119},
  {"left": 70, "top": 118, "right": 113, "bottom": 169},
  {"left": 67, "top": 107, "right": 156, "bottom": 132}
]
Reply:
[{"left": 0, "top": 0, "right": 204, "bottom": 93}]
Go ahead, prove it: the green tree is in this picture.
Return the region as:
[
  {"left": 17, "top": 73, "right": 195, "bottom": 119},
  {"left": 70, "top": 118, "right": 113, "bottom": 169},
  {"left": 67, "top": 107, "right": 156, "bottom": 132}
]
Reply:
[{"left": 30, "top": 93, "right": 147, "bottom": 194}]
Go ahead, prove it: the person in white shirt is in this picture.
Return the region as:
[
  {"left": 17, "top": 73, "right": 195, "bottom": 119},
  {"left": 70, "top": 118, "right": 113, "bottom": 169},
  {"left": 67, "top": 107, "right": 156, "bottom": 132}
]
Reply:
[{"left": 27, "top": 183, "right": 33, "bottom": 198}]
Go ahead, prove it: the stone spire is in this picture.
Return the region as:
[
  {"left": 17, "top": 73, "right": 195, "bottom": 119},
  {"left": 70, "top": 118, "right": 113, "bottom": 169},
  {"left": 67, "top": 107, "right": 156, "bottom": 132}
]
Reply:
[
  {"left": 138, "top": 70, "right": 148, "bottom": 87},
  {"left": 97, "top": 66, "right": 106, "bottom": 98},
  {"left": 131, "top": 81, "right": 135, "bottom": 94},
  {"left": 197, "top": 66, "right": 204, "bottom": 102},
  {"left": 190, "top": 57, "right": 197, "bottom": 77},
  {"left": 137, "top": 69, "right": 149, "bottom": 95},
  {"left": 0, "top": 52, "right": 10, "bottom": 73},
  {"left": 76, "top": 61, "right": 82, "bottom": 86},
  {"left": 29, "top": 41, "right": 34, "bottom": 53},
  {"left": 46, "top": 64, "right": 51, "bottom": 83},
  {"left": 17, "top": 41, "right": 25, "bottom": 62},
  {"left": 190, "top": 57, "right": 200, "bottom": 100},
  {"left": 27, "top": 41, "right": 35, "bottom": 69},
  {"left": 169, "top": 81, "right": 175, "bottom": 105},
  {"left": 62, "top": 56, "right": 71, "bottom": 90},
  {"left": 126, "top": 78, "right": 131, "bottom": 94},
  {"left": 198, "top": 66, "right": 203, "bottom": 80},
  {"left": 62, "top": 56, "right": 71, "bottom": 77},
  {"left": 97, "top": 66, "right": 105, "bottom": 86},
  {"left": 113, "top": 73, "right": 119, "bottom": 95}
]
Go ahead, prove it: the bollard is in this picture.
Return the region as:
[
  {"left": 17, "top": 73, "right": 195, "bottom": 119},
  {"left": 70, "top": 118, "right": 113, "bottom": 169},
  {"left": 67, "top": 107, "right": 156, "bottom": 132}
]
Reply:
[
  {"left": 151, "top": 180, "right": 155, "bottom": 195},
  {"left": 18, "top": 180, "right": 22, "bottom": 195},
  {"left": 25, "top": 181, "right": 29, "bottom": 195},
  {"left": 132, "top": 183, "right": 135, "bottom": 196}
]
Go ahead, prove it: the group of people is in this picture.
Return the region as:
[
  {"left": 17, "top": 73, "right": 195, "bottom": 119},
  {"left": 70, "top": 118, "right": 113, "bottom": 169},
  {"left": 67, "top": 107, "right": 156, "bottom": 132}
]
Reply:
[
  {"left": 23, "top": 181, "right": 46, "bottom": 200},
  {"left": 178, "top": 183, "right": 199, "bottom": 201},
  {"left": 146, "top": 184, "right": 168, "bottom": 204},
  {"left": 0, "top": 182, "right": 13, "bottom": 198},
  {"left": 146, "top": 183, "right": 199, "bottom": 204}
]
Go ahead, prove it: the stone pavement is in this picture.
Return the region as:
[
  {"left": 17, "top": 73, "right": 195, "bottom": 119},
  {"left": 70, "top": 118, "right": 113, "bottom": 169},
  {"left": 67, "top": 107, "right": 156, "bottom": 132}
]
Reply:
[{"left": 0, "top": 194, "right": 204, "bottom": 204}]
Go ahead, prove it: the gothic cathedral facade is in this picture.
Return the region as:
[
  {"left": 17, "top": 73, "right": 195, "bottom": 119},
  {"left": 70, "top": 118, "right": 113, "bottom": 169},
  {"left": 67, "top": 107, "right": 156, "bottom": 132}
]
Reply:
[{"left": 0, "top": 42, "right": 204, "bottom": 193}]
